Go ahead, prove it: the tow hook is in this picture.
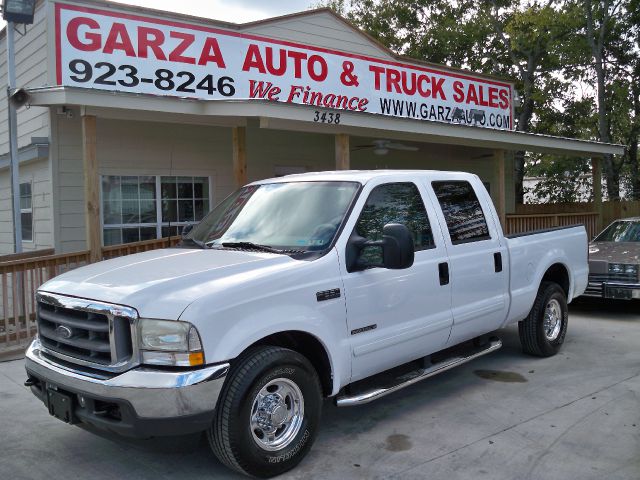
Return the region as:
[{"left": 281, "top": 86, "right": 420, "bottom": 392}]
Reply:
[{"left": 24, "top": 378, "right": 38, "bottom": 387}]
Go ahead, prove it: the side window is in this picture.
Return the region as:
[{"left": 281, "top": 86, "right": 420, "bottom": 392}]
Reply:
[
  {"left": 20, "top": 182, "right": 33, "bottom": 242},
  {"left": 432, "top": 181, "right": 490, "bottom": 244},
  {"left": 355, "top": 183, "right": 434, "bottom": 263}
]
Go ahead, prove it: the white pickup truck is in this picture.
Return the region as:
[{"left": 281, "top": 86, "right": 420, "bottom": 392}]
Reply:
[{"left": 25, "top": 170, "right": 588, "bottom": 477}]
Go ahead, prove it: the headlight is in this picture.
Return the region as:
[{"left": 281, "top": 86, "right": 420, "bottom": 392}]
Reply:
[
  {"left": 609, "top": 263, "right": 639, "bottom": 277},
  {"left": 138, "top": 319, "right": 204, "bottom": 367},
  {"left": 609, "top": 263, "right": 624, "bottom": 274}
]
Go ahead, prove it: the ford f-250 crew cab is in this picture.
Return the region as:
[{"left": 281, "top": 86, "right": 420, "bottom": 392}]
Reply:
[{"left": 25, "top": 170, "right": 588, "bottom": 477}]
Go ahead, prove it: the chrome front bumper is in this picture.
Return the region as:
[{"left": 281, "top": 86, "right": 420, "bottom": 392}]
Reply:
[{"left": 25, "top": 338, "right": 229, "bottom": 435}]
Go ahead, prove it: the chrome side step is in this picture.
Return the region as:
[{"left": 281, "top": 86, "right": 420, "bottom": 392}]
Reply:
[{"left": 336, "top": 338, "right": 502, "bottom": 407}]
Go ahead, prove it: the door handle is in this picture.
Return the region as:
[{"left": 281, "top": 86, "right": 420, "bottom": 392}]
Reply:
[
  {"left": 438, "top": 262, "right": 449, "bottom": 286},
  {"left": 494, "top": 252, "right": 503, "bottom": 273}
]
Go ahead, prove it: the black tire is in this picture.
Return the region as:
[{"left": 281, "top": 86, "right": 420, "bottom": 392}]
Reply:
[
  {"left": 519, "top": 281, "right": 568, "bottom": 357},
  {"left": 208, "top": 346, "right": 322, "bottom": 478}
]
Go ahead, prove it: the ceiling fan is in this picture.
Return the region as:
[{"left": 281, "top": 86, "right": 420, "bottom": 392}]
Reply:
[{"left": 353, "top": 139, "right": 419, "bottom": 156}]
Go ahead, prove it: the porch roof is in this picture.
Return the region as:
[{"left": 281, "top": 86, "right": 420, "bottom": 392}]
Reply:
[{"left": 26, "top": 86, "right": 624, "bottom": 158}]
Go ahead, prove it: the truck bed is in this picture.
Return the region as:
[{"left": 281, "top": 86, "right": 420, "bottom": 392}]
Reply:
[{"left": 504, "top": 225, "right": 589, "bottom": 326}]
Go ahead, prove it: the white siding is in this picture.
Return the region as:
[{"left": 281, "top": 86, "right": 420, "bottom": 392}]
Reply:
[
  {"left": 50, "top": 111, "right": 513, "bottom": 251},
  {"left": 243, "top": 11, "right": 393, "bottom": 60},
  {"left": 52, "top": 113, "right": 237, "bottom": 252},
  {"left": 0, "top": 1, "right": 50, "bottom": 155},
  {"left": 352, "top": 142, "right": 495, "bottom": 179},
  {"left": 246, "top": 128, "right": 335, "bottom": 184},
  {"left": 0, "top": 170, "right": 11, "bottom": 253},
  {"left": 0, "top": 1, "right": 52, "bottom": 253},
  {"left": 349, "top": 140, "right": 515, "bottom": 213},
  {"left": 0, "top": 158, "right": 53, "bottom": 254}
]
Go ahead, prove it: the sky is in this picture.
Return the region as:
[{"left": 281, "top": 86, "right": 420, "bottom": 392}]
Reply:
[
  {"left": 109, "top": 0, "right": 319, "bottom": 23},
  {"left": 0, "top": 0, "right": 320, "bottom": 28}
]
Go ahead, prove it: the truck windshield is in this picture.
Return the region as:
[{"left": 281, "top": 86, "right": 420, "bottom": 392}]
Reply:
[
  {"left": 188, "top": 181, "right": 360, "bottom": 252},
  {"left": 594, "top": 221, "right": 640, "bottom": 242}
]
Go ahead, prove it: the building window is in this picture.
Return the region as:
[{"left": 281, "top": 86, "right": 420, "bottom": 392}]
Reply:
[
  {"left": 20, "top": 182, "right": 33, "bottom": 242},
  {"left": 101, "top": 175, "right": 210, "bottom": 246}
]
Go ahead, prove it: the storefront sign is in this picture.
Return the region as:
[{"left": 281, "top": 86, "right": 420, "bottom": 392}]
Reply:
[{"left": 55, "top": 3, "right": 514, "bottom": 130}]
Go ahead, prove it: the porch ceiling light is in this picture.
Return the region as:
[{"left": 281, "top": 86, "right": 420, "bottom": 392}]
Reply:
[{"left": 2, "top": 0, "right": 36, "bottom": 24}]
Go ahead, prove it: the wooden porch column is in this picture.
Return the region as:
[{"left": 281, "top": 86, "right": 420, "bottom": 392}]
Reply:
[
  {"left": 335, "top": 134, "right": 350, "bottom": 170},
  {"left": 493, "top": 149, "right": 506, "bottom": 228},
  {"left": 82, "top": 115, "right": 101, "bottom": 263},
  {"left": 232, "top": 127, "right": 247, "bottom": 187},
  {"left": 592, "top": 156, "right": 603, "bottom": 231}
]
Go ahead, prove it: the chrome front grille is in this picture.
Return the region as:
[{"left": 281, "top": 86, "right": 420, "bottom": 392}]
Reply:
[{"left": 36, "top": 292, "right": 138, "bottom": 372}]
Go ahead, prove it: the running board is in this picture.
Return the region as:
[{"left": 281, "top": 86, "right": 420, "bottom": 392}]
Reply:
[{"left": 335, "top": 338, "right": 502, "bottom": 407}]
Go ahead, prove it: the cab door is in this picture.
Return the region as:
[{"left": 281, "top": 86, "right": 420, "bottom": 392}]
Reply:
[
  {"left": 338, "top": 179, "right": 453, "bottom": 382},
  {"left": 425, "top": 178, "right": 509, "bottom": 346}
]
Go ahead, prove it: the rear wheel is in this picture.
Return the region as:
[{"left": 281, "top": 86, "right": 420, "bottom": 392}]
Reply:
[
  {"left": 208, "top": 346, "right": 322, "bottom": 478},
  {"left": 519, "top": 281, "right": 568, "bottom": 357}
]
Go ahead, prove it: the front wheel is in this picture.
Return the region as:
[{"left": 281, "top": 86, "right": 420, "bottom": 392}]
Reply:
[
  {"left": 208, "top": 346, "right": 322, "bottom": 478},
  {"left": 519, "top": 281, "right": 568, "bottom": 357}
]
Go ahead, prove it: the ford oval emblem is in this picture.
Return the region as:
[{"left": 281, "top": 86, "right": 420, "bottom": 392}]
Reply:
[{"left": 55, "top": 325, "right": 73, "bottom": 339}]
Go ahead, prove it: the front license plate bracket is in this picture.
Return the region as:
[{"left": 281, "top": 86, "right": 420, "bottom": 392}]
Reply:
[{"left": 47, "top": 387, "right": 76, "bottom": 424}]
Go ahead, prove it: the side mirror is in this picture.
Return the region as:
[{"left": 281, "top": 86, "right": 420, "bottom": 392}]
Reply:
[
  {"left": 381, "top": 223, "right": 414, "bottom": 270},
  {"left": 346, "top": 223, "right": 414, "bottom": 272},
  {"left": 181, "top": 224, "right": 194, "bottom": 237}
]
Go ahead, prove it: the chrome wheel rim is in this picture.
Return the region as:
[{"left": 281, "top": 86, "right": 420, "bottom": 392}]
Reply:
[
  {"left": 543, "top": 299, "right": 562, "bottom": 341},
  {"left": 250, "top": 378, "right": 304, "bottom": 451}
]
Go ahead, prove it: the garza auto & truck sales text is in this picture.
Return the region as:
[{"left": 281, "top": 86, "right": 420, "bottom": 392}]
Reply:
[{"left": 62, "top": 15, "right": 512, "bottom": 128}]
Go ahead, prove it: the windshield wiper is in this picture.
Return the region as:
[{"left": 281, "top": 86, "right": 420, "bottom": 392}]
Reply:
[
  {"left": 220, "top": 242, "right": 287, "bottom": 254},
  {"left": 180, "top": 237, "right": 205, "bottom": 249}
]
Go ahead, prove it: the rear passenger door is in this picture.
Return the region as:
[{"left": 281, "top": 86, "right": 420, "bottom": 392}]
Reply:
[
  {"left": 427, "top": 179, "right": 508, "bottom": 345},
  {"left": 340, "top": 180, "right": 453, "bottom": 382}
]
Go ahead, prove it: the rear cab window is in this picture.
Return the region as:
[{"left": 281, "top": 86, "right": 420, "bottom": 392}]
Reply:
[{"left": 431, "top": 181, "right": 491, "bottom": 245}]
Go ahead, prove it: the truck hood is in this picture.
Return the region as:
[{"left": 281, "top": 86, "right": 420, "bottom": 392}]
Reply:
[
  {"left": 589, "top": 242, "right": 640, "bottom": 264},
  {"left": 39, "top": 248, "right": 298, "bottom": 319}
]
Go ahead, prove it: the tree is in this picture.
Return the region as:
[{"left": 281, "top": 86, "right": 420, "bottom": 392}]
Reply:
[
  {"left": 318, "top": 0, "right": 638, "bottom": 202},
  {"left": 526, "top": 0, "right": 638, "bottom": 201},
  {"left": 312, "top": 0, "right": 350, "bottom": 16},
  {"left": 583, "top": 0, "right": 629, "bottom": 199},
  {"left": 485, "top": 1, "right": 580, "bottom": 204},
  {"left": 323, "top": 0, "right": 580, "bottom": 203},
  {"left": 620, "top": 0, "right": 640, "bottom": 199},
  {"left": 525, "top": 95, "right": 598, "bottom": 203}
]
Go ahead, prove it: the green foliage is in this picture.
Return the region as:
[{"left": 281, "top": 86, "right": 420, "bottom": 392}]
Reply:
[
  {"left": 314, "top": 0, "right": 639, "bottom": 202},
  {"left": 525, "top": 157, "right": 593, "bottom": 203}
]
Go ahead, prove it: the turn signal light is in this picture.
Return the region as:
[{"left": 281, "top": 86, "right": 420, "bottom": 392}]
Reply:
[{"left": 189, "top": 352, "right": 204, "bottom": 366}]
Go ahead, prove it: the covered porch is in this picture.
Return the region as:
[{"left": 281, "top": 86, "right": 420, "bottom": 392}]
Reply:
[
  {"left": 0, "top": 87, "right": 624, "bottom": 354},
  {"left": 29, "top": 86, "right": 625, "bottom": 260}
]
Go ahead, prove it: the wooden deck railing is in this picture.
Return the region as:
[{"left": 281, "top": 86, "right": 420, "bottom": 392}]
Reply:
[
  {"left": 102, "top": 237, "right": 180, "bottom": 260},
  {"left": 504, "top": 212, "right": 600, "bottom": 240},
  {"left": 0, "top": 250, "right": 91, "bottom": 350},
  {"left": 0, "top": 237, "right": 180, "bottom": 352}
]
